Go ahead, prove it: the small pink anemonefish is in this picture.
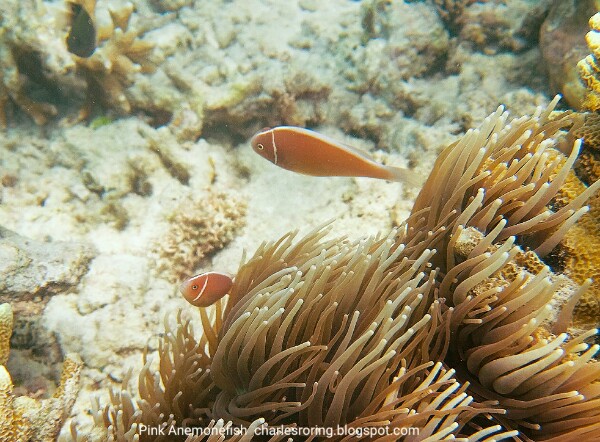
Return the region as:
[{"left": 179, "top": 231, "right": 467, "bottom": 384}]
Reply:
[
  {"left": 250, "top": 126, "right": 423, "bottom": 187},
  {"left": 179, "top": 271, "right": 233, "bottom": 307}
]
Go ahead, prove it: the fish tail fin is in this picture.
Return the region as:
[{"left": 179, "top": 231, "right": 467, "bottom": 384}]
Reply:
[{"left": 385, "top": 165, "right": 426, "bottom": 188}]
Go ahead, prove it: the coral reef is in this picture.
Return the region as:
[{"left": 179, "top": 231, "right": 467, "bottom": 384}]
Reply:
[
  {"left": 0, "top": 302, "right": 83, "bottom": 442},
  {"left": 0, "top": 0, "right": 155, "bottom": 126},
  {"left": 551, "top": 113, "right": 600, "bottom": 328},
  {"left": 70, "top": 0, "right": 155, "bottom": 120},
  {"left": 153, "top": 190, "right": 247, "bottom": 283},
  {"left": 445, "top": 0, "right": 551, "bottom": 53},
  {"left": 572, "top": 113, "right": 600, "bottom": 184},
  {"left": 578, "top": 10, "right": 600, "bottom": 112},
  {"left": 0, "top": 0, "right": 76, "bottom": 125},
  {"left": 78, "top": 100, "right": 599, "bottom": 441},
  {"left": 541, "top": 0, "right": 598, "bottom": 110}
]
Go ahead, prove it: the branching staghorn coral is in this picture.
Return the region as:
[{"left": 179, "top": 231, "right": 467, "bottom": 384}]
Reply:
[{"left": 84, "top": 97, "right": 600, "bottom": 441}]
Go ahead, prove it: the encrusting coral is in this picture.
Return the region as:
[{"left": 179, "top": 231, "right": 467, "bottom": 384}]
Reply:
[
  {"left": 551, "top": 157, "right": 600, "bottom": 327},
  {"left": 73, "top": 96, "right": 600, "bottom": 441},
  {"left": 578, "top": 11, "right": 600, "bottom": 112},
  {"left": 0, "top": 302, "right": 84, "bottom": 442},
  {"left": 0, "top": 303, "right": 12, "bottom": 367}
]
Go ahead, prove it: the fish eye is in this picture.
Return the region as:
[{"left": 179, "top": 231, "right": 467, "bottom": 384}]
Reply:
[
  {"left": 192, "top": 285, "right": 198, "bottom": 290},
  {"left": 257, "top": 143, "right": 264, "bottom": 150}
]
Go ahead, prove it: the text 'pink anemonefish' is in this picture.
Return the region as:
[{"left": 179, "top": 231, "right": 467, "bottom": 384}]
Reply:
[
  {"left": 251, "top": 126, "right": 423, "bottom": 187},
  {"left": 179, "top": 271, "right": 233, "bottom": 307}
]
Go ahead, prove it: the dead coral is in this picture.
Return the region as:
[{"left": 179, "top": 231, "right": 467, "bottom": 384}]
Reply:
[
  {"left": 432, "top": 0, "right": 477, "bottom": 32},
  {"left": 153, "top": 190, "right": 246, "bottom": 283},
  {"left": 0, "top": 302, "right": 83, "bottom": 442},
  {"left": 457, "top": 0, "right": 551, "bottom": 53}
]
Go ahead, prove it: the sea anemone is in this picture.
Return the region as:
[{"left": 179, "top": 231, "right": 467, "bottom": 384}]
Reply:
[{"left": 84, "top": 97, "right": 599, "bottom": 441}]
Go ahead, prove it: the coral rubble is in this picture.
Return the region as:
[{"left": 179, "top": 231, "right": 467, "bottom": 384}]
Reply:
[{"left": 80, "top": 99, "right": 599, "bottom": 441}]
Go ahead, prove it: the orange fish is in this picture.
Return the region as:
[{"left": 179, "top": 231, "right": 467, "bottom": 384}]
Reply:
[
  {"left": 250, "top": 126, "right": 423, "bottom": 187},
  {"left": 179, "top": 271, "right": 233, "bottom": 307}
]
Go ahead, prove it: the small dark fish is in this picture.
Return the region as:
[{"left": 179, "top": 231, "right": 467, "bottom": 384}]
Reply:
[{"left": 66, "top": 4, "right": 97, "bottom": 58}]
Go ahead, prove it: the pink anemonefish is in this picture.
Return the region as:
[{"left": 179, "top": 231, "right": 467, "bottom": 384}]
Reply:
[
  {"left": 179, "top": 271, "right": 233, "bottom": 307},
  {"left": 250, "top": 126, "right": 423, "bottom": 187}
]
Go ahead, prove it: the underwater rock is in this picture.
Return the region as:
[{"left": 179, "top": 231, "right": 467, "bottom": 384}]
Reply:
[
  {"left": 0, "top": 226, "right": 94, "bottom": 300},
  {"left": 0, "top": 0, "right": 80, "bottom": 125},
  {"left": 0, "top": 226, "right": 94, "bottom": 354}
]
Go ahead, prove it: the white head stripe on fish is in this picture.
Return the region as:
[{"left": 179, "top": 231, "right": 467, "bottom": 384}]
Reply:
[
  {"left": 192, "top": 275, "right": 210, "bottom": 303},
  {"left": 250, "top": 125, "right": 425, "bottom": 187},
  {"left": 271, "top": 129, "right": 278, "bottom": 165}
]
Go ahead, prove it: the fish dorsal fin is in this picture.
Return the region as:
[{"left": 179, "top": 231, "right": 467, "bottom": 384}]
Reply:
[
  {"left": 304, "top": 128, "right": 377, "bottom": 162},
  {"left": 339, "top": 141, "right": 377, "bottom": 161}
]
